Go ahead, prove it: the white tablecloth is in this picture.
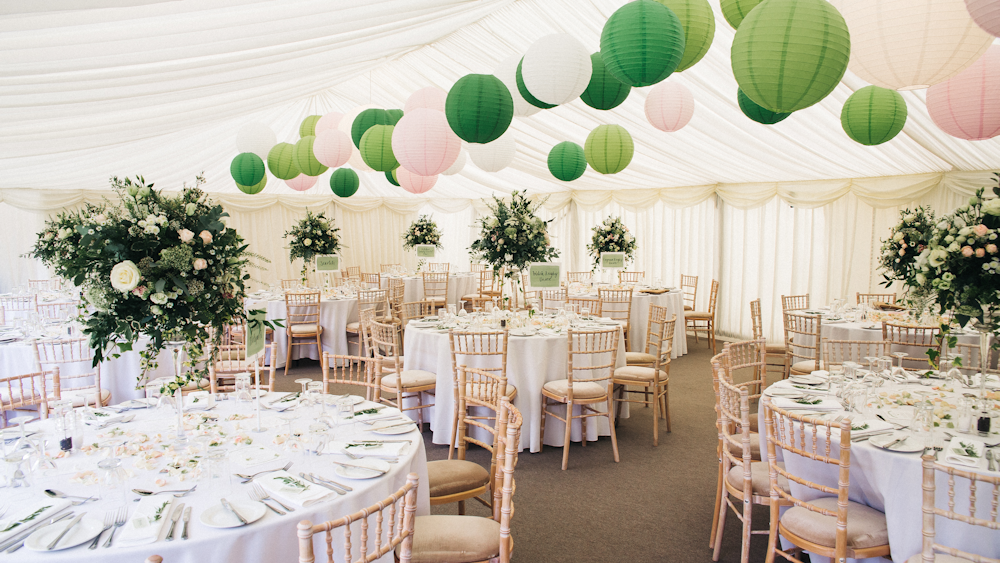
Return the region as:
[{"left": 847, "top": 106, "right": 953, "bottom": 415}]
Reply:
[
  {"left": 565, "top": 289, "right": 687, "bottom": 357},
  {"left": 379, "top": 273, "right": 477, "bottom": 307},
  {"left": 403, "top": 324, "right": 627, "bottom": 453},
  {"left": 246, "top": 297, "right": 359, "bottom": 368}
]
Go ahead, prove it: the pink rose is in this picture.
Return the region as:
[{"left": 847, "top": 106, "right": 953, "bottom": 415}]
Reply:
[
  {"left": 974, "top": 224, "right": 990, "bottom": 237},
  {"left": 898, "top": 249, "right": 906, "bottom": 256},
  {"left": 976, "top": 248, "right": 986, "bottom": 258},
  {"left": 177, "top": 229, "right": 194, "bottom": 243},
  {"left": 199, "top": 230, "right": 213, "bottom": 244},
  {"left": 988, "top": 244, "right": 998, "bottom": 254},
  {"left": 193, "top": 258, "right": 208, "bottom": 270},
  {"left": 900, "top": 241, "right": 907, "bottom": 248},
  {"left": 961, "top": 246, "right": 974, "bottom": 257}
]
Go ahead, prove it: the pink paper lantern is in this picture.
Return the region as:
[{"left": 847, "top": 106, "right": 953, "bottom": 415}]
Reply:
[
  {"left": 314, "top": 112, "right": 344, "bottom": 135},
  {"left": 286, "top": 174, "right": 318, "bottom": 191},
  {"left": 966, "top": 0, "right": 1000, "bottom": 36},
  {"left": 404, "top": 87, "right": 448, "bottom": 113},
  {"left": 927, "top": 44, "right": 1000, "bottom": 140},
  {"left": 396, "top": 167, "right": 437, "bottom": 194},
  {"left": 391, "top": 108, "right": 461, "bottom": 176},
  {"left": 313, "top": 129, "right": 352, "bottom": 168},
  {"left": 645, "top": 81, "right": 695, "bottom": 132}
]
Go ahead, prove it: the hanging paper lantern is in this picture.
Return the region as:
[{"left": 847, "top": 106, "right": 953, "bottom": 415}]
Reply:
[
  {"left": 966, "top": 0, "right": 1000, "bottom": 37},
  {"left": 330, "top": 168, "right": 360, "bottom": 197},
  {"left": 396, "top": 168, "right": 437, "bottom": 194},
  {"left": 359, "top": 125, "right": 398, "bottom": 172},
  {"left": 286, "top": 174, "right": 318, "bottom": 192},
  {"left": 405, "top": 87, "right": 448, "bottom": 113},
  {"left": 230, "top": 152, "right": 266, "bottom": 187},
  {"left": 581, "top": 53, "right": 631, "bottom": 111},
  {"left": 840, "top": 86, "right": 908, "bottom": 145},
  {"left": 314, "top": 112, "right": 344, "bottom": 135},
  {"left": 293, "top": 136, "right": 329, "bottom": 177},
  {"left": 351, "top": 108, "right": 391, "bottom": 148},
  {"left": 392, "top": 108, "right": 461, "bottom": 176},
  {"left": 299, "top": 115, "right": 322, "bottom": 137},
  {"left": 312, "top": 129, "right": 352, "bottom": 168},
  {"left": 441, "top": 149, "right": 467, "bottom": 176},
  {"left": 737, "top": 88, "right": 791, "bottom": 124},
  {"left": 386, "top": 168, "right": 400, "bottom": 186},
  {"left": 347, "top": 148, "right": 374, "bottom": 173},
  {"left": 644, "top": 81, "right": 695, "bottom": 132},
  {"left": 547, "top": 142, "right": 587, "bottom": 182},
  {"left": 927, "top": 45, "right": 1000, "bottom": 140},
  {"left": 830, "top": 0, "right": 992, "bottom": 90},
  {"left": 338, "top": 105, "right": 377, "bottom": 173},
  {"left": 720, "top": 0, "right": 762, "bottom": 29},
  {"left": 600, "top": 0, "right": 686, "bottom": 87},
  {"left": 386, "top": 109, "right": 404, "bottom": 125},
  {"left": 267, "top": 143, "right": 300, "bottom": 180},
  {"left": 585, "top": 125, "right": 634, "bottom": 175},
  {"left": 236, "top": 123, "right": 276, "bottom": 161},
  {"left": 519, "top": 34, "right": 593, "bottom": 106},
  {"left": 494, "top": 55, "right": 542, "bottom": 117},
  {"left": 445, "top": 74, "right": 514, "bottom": 144},
  {"left": 656, "top": 0, "right": 716, "bottom": 72},
  {"left": 468, "top": 132, "right": 516, "bottom": 173},
  {"left": 515, "top": 59, "right": 556, "bottom": 109},
  {"left": 732, "top": 0, "right": 851, "bottom": 113},
  {"left": 236, "top": 176, "right": 267, "bottom": 195}
]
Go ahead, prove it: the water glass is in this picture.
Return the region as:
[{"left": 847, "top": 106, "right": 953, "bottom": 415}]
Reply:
[
  {"left": 234, "top": 373, "right": 252, "bottom": 403},
  {"left": 98, "top": 457, "right": 129, "bottom": 507},
  {"left": 202, "top": 449, "right": 232, "bottom": 500},
  {"left": 305, "top": 424, "right": 329, "bottom": 456},
  {"left": 911, "top": 401, "right": 935, "bottom": 448},
  {"left": 306, "top": 381, "right": 325, "bottom": 415},
  {"left": 447, "top": 304, "right": 457, "bottom": 317}
]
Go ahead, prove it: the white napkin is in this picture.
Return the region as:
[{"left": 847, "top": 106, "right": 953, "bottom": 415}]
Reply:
[
  {"left": 0, "top": 499, "right": 71, "bottom": 544},
  {"left": 352, "top": 412, "right": 401, "bottom": 424},
  {"left": 944, "top": 437, "right": 986, "bottom": 468},
  {"left": 771, "top": 396, "right": 843, "bottom": 411},
  {"left": 833, "top": 417, "right": 894, "bottom": 437},
  {"left": 258, "top": 471, "right": 334, "bottom": 508},
  {"left": 330, "top": 440, "right": 407, "bottom": 459},
  {"left": 116, "top": 496, "right": 173, "bottom": 547}
]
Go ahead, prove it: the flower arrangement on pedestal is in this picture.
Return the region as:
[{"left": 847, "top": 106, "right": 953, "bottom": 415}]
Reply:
[
  {"left": 402, "top": 215, "right": 443, "bottom": 249},
  {"left": 283, "top": 210, "right": 340, "bottom": 282},
  {"left": 30, "top": 175, "right": 267, "bottom": 392},
  {"left": 586, "top": 216, "right": 637, "bottom": 271},
  {"left": 878, "top": 205, "right": 936, "bottom": 288}
]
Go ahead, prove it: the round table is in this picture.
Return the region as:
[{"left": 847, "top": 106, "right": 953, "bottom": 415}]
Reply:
[
  {"left": 1, "top": 394, "right": 429, "bottom": 563},
  {"left": 379, "top": 273, "right": 477, "bottom": 307},
  {"left": 564, "top": 287, "right": 687, "bottom": 357},
  {"left": 246, "top": 295, "right": 359, "bottom": 368}
]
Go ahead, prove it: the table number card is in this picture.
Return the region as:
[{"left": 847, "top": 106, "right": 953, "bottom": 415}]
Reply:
[
  {"left": 315, "top": 255, "right": 340, "bottom": 271},
  {"left": 415, "top": 245, "right": 436, "bottom": 258},
  {"left": 528, "top": 262, "right": 561, "bottom": 291},
  {"left": 246, "top": 310, "right": 266, "bottom": 363},
  {"left": 600, "top": 252, "right": 625, "bottom": 269}
]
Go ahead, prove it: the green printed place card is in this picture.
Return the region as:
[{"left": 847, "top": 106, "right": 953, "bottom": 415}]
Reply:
[
  {"left": 315, "top": 255, "right": 340, "bottom": 271},
  {"left": 528, "top": 263, "right": 561, "bottom": 290},
  {"left": 246, "top": 309, "right": 266, "bottom": 362},
  {"left": 415, "top": 245, "right": 436, "bottom": 258},
  {"left": 601, "top": 252, "right": 625, "bottom": 269}
]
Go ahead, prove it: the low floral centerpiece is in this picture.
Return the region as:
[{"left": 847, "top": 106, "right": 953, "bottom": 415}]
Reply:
[
  {"left": 283, "top": 210, "right": 341, "bottom": 283},
  {"left": 586, "top": 216, "right": 637, "bottom": 271}
]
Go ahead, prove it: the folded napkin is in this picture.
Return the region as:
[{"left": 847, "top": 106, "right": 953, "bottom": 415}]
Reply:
[
  {"left": 116, "top": 496, "right": 173, "bottom": 547},
  {"left": 944, "top": 437, "right": 986, "bottom": 468},
  {"left": 771, "top": 396, "right": 843, "bottom": 411},
  {"left": 833, "top": 417, "right": 894, "bottom": 438},
  {"left": 0, "top": 499, "right": 71, "bottom": 544},
  {"left": 83, "top": 412, "right": 126, "bottom": 427},
  {"left": 352, "top": 411, "right": 401, "bottom": 424},
  {"left": 330, "top": 440, "right": 407, "bottom": 459},
  {"left": 259, "top": 471, "right": 334, "bottom": 508}
]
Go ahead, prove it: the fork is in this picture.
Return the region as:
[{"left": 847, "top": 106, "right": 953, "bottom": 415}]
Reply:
[
  {"left": 88, "top": 512, "right": 115, "bottom": 550},
  {"left": 236, "top": 461, "right": 293, "bottom": 482},
  {"left": 102, "top": 507, "right": 127, "bottom": 548},
  {"left": 343, "top": 450, "right": 398, "bottom": 464},
  {"left": 250, "top": 483, "right": 295, "bottom": 512},
  {"left": 248, "top": 484, "right": 286, "bottom": 515}
]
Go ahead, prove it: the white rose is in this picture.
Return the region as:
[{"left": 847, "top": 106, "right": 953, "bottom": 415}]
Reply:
[
  {"left": 983, "top": 198, "right": 1000, "bottom": 216},
  {"left": 892, "top": 232, "right": 904, "bottom": 242},
  {"left": 304, "top": 238, "right": 312, "bottom": 246},
  {"left": 150, "top": 292, "right": 168, "bottom": 305},
  {"left": 110, "top": 260, "right": 141, "bottom": 292},
  {"left": 928, "top": 248, "right": 948, "bottom": 267},
  {"left": 93, "top": 213, "right": 107, "bottom": 224},
  {"left": 185, "top": 203, "right": 198, "bottom": 216},
  {"left": 178, "top": 229, "right": 194, "bottom": 243}
]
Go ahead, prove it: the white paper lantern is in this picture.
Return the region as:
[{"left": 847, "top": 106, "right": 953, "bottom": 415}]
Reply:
[
  {"left": 236, "top": 123, "right": 276, "bottom": 161},
  {"left": 405, "top": 87, "right": 448, "bottom": 113},
  {"left": 645, "top": 81, "right": 695, "bottom": 132},
  {"left": 520, "top": 34, "right": 593, "bottom": 105},
  {"left": 831, "top": 0, "right": 993, "bottom": 90},
  {"left": 494, "top": 55, "right": 542, "bottom": 117},
  {"left": 966, "top": 0, "right": 1000, "bottom": 37},
  {"left": 338, "top": 105, "right": 376, "bottom": 173},
  {"left": 441, "top": 148, "right": 467, "bottom": 175},
  {"left": 467, "top": 132, "right": 516, "bottom": 172},
  {"left": 392, "top": 108, "right": 461, "bottom": 176},
  {"left": 312, "top": 129, "right": 352, "bottom": 168},
  {"left": 314, "top": 112, "right": 344, "bottom": 135}
]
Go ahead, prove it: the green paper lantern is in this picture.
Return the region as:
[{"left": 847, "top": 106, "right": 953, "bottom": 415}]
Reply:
[
  {"left": 359, "top": 124, "right": 398, "bottom": 172},
  {"left": 299, "top": 115, "right": 322, "bottom": 137},
  {"left": 330, "top": 168, "right": 360, "bottom": 197},
  {"left": 515, "top": 58, "right": 557, "bottom": 109},
  {"left": 581, "top": 53, "right": 631, "bottom": 111},
  {"left": 386, "top": 168, "right": 400, "bottom": 186},
  {"left": 584, "top": 125, "right": 634, "bottom": 175},
  {"left": 267, "top": 142, "right": 300, "bottom": 180},
  {"left": 841, "top": 86, "right": 908, "bottom": 146},
  {"left": 655, "top": 0, "right": 716, "bottom": 72},
  {"left": 293, "top": 136, "right": 329, "bottom": 177},
  {"left": 230, "top": 152, "right": 265, "bottom": 187},
  {"left": 721, "top": 0, "right": 762, "bottom": 29},
  {"left": 737, "top": 88, "right": 791, "bottom": 124},
  {"left": 351, "top": 108, "right": 391, "bottom": 148},
  {"left": 732, "top": 0, "right": 851, "bottom": 113},
  {"left": 445, "top": 74, "right": 514, "bottom": 144},
  {"left": 547, "top": 141, "right": 587, "bottom": 182},
  {"left": 236, "top": 176, "right": 267, "bottom": 195},
  {"left": 386, "top": 109, "right": 404, "bottom": 125},
  {"left": 600, "top": 0, "right": 686, "bottom": 87}
]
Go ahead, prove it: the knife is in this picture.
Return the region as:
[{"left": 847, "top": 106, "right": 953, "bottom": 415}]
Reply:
[
  {"left": 219, "top": 498, "right": 248, "bottom": 526},
  {"left": 165, "top": 502, "right": 184, "bottom": 541},
  {"left": 180, "top": 507, "right": 191, "bottom": 540},
  {"left": 46, "top": 512, "right": 85, "bottom": 550},
  {"left": 2, "top": 511, "right": 74, "bottom": 553},
  {"left": 330, "top": 460, "right": 388, "bottom": 476},
  {"left": 299, "top": 472, "right": 346, "bottom": 495},
  {"left": 310, "top": 472, "right": 353, "bottom": 492},
  {"left": 368, "top": 421, "right": 416, "bottom": 432}
]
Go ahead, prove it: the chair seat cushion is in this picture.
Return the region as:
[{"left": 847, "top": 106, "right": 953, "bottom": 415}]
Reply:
[
  {"left": 613, "top": 366, "right": 668, "bottom": 382},
  {"left": 461, "top": 294, "right": 490, "bottom": 302},
  {"left": 381, "top": 370, "right": 437, "bottom": 389},
  {"left": 425, "top": 297, "right": 446, "bottom": 303},
  {"left": 686, "top": 311, "right": 713, "bottom": 320},
  {"left": 683, "top": 305, "right": 693, "bottom": 311},
  {"left": 790, "top": 360, "right": 826, "bottom": 373},
  {"left": 731, "top": 433, "right": 762, "bottom": 461},
  {"left": 625, "top": 351, "right": 658, "bottom": 365},
  {"left": 406, "top": 515, "right": 501, "bottom": 563},
  {"left": 542, "top": 379, "right": 606, "bottom": 400},
  {"left": 727, "top": 461, "right": 789, "bottom": 495},
  {"left": 780, "top": 496, "right": 889, "bottom": 550},
  {"left": 289, "top": 324, "right": 322, "bottom": 335},
  {"left": 427, "top": 460, "right": 490, "bottom": 498},
  {"left": 765, "top": 345, "right": 786, "bottom": 354},
  {"left": 377, "top": 356, "right": 404, "bottom": 373}
]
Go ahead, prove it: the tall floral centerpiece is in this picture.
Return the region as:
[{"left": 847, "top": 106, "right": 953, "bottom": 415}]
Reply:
[
  {"left": 283, "top": 210, "right": 340, "bottom": 284},
  {"left": 878, "top": 206, "right": 937, "bottom": 315},
  {"left": 402, "top": 215, "right": 442, "bottom": 271},
  {"left": 587, "top": 216, "right": 637, "bottom": 272}
]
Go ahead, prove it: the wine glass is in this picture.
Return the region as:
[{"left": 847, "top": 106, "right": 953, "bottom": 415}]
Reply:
[
  {"left": 278, "top": 411, "right": 299, "bottom": 453},
  {"left": 891, "top": 352, "right": 908, "bottom": 380},
  {"left": 306, "top": 381, "right": 325, "bottom": 416}
]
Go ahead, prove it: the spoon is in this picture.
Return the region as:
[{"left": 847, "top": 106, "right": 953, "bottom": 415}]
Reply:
[
  {"left": 132, "top": 486, "right": 197, "bottom": 497},
  {"left": 44, "top": 489, "right": 96, "bottom": 504}
]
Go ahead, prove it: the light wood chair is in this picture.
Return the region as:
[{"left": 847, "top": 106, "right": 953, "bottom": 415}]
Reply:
[
  {"left": 566, "top": 296, "right": 601, "bottom": 316},
  {"left": 422, "top": 271, "right": 449, "bottom": 312},
  {"left": 380, "top": 263, "right": 401, "bottom": 273},
  {"left": 681, "top": 274, "right": 698, "bottom": 311},
  {"left": 687, "top": 279, "right": 720, "bottom": 354},
  {"left": 519, "top": 270, "right": 537, "bottom": 308},
  {"left": 882, "top": 322, "right": 941, "bottom": 370},
  {"left": 400, "top": 300, "right": 434, "bottom": 330},
  {"left": 540, "top": 327, "right": 621, "bottom": 470},
  {"left": 280, "top": 279, "right": 298, "bottom": 291},
  {"left": 209, "top": 341, "right": 277, "bottom": 394},
  {"left": 913, "top": 453, "right": 1000, "bottom": 563},
  {"left": 751, "top": 299, "right": 787, "bottom": 382},
  {"left": 822, "top": 339, "right": 888, "bottom": 370},
  {"left": 428, "top": 262, "right": 450, "bottom": 272},
  {"left": 361, "top": 272, "right": 381, "bottom": 287},
  {"left": 599, "top": 287, "right": 633, "bottom": 349},
  {"left": 33, "top": 338, "right": 108, "bottom": 408},
  {"left": 618, "top": 271, "right": 644, "bottom": 284},
  {"left": 28, "top": 279, "right": 62, "bottom": 292},
  {"left": 283, "top": 290, "right": 324, "bottom": 376},
  {"left": 612, "top": 310, "right": 675, "bottom": 445},
  {"left": 539, "top": 288, "right": 567, "bottom": 314},
  {"left": 388, "top": 277, "right": 406, "bottom": 320},
  {"left": 1, "top": 368, "right": 58, "bottom": 426},
  {"left": 346, "top": 289, "right": 389, "bottom": 355},
  {"left": 763, "top": 398, "right": 891, "bottom": 563},
  {"left": 471, "top": 263, "right": 488, "bottom": 273},
  {"left": 297, "top": 473, "right": 419, "bottom": 563},
  {"left": 951, "top": 339, "right": 1000, "bottom": 375},
  {"left": 0, "top": 294, "right": 38, "bottom": 320},
  {"left": 447, "top": 329, "right": 515, "bottom": 459},
  {"left": 321, "top": 354, "right": 377, "bottom": 401},
  {"left": 784, "top": 310, "right": 824, "bottom": 376},
  {"left": 36, "top": 301, "right": 80, "bottom": 322},
  {"left": 410, "top": 397, "right": 521, "bottom": 563},
  {"left": 781, "top": 294, "right": 810, "bottom": 312},
  {"left": 371, "top": 318, "right": 436, "bottom": 428},
  {"left": 856, "top": 292, "right": 896, "bottom": 305},
  {"left": 462, "top": 269, "right": 499, "bottom": 311},
  {"left": 566, "top": 271, "right": 593, "bottom": 284}
]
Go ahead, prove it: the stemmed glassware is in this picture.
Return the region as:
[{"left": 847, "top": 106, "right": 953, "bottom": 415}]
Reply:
[{"left": 891, "top": 352, "right": 908, "bottom": 380}]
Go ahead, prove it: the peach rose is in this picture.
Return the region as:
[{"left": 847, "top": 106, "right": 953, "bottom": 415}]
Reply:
[
  {"left": 961, "top": 246, "right": 974, "bottom": 257},
  {"left": 974, "top": 224, "right": 990, "bottom": 237},
  {"left": 976, "top": 248, "right": 986, "bottom": 258},
  {"left": 178, "top": 229, "right": 194, "bottom": 243},
  {"left": 988, "top": 244, "right": 998, "bottom": 254},
  {"left": 199, "top": 230, "right": 213, "bottom": 244},
  {"left": 193, "top": 258, "right": 208, "bottom": 270}
]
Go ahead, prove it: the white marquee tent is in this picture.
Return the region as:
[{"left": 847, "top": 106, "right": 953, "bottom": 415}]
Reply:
[{"left": 2, "top": 0, "right": 999, "bottom": 341}]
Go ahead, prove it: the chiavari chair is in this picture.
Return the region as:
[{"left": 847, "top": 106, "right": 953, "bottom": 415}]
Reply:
[
  {"left": 539, "top": 288, "right": 567, "bottom": 314},
  {"left": 422, "top": 271, "right": 449, "bottom": 312},
  {"left": 428, "top": 262, "right": 450, "bottom": 272},
  {"left": 28, "top": 279, "right": 62, "bottom": 292},
  {"left": 471, "top": 263, "right": 488, "bottom": 273},
  {"left": 612, "top": 309, "right": 675, "bottom": 445},
  {"left": 566, "top": 271, "right": 593, "bottom": 284},
  {"left": 321, "top": 354, "right": 377, "bottom": 401},
  {"left": 687, "top": 279, "right": 720, "bottom": 353},
  {"left": 781, "top": 294, "right": 810, "bottom": 312},
  {"left": 342, "top": 266, "right": 361, "bottom": 281},
  {"left": 209, "top": 341, "right": 277, "bottom": 393},
  {"left": 280, "top": 279, "right": 298, "bottom": 291},
  {"left": 380, "top": 263, "right": 401, "bottom": 273},
  {"left": 346, "top": 289, "right": 389, "bottom": 355},
  {"left": 1, "top": 368, "right": 58, "bottom": 426},
  {"left": 566, "top": 296, "right": 601, "bottom": 316},
  {"left": 447, "top": 329, "right": 515, "bottom": 459},
  {"left": 681, "top": 274, "right": 698, "bottom": 311},
  {"left": 370, "top": 318, "right": 436, "bottom": 428},
  {"left": 882, "top": 322, "right": 941, "bottom": 370},
  {"left": 37, "top": 300, "right": 80, "bottom": 322},
  {"left": 361, "top": 272, "right": 381, "bottom": 287},
  {"left": 388, "top": 277, "right": 406, "bottom": 319},
  {"left": 599, "top": 287, "right": 633, "bottom": 349},
  {"left": 856, "top": 292, "right": 897, "bottom": 305},
  {"left": 784, "top": 310, "right": 824, "bottom": 376},
  {"left": 822, "top": 339, "right": 888, "bottom": 370},
  {"left": 462, "top": 269, "right": 498, "bottom": 311},
  {"left": 618, "top": 271, "right": 644, "bottom": 284},
  {"left": 751, "top": 298, "right": 788, "bottom": 381},
  {"left": 283, "top": 290, "right": 324, "bottom": 376},
  {"left": 951, "top": 339, "right": 1000, "bottom": 375},
  {"left": 33, "top": 338, "right": 108, "bottom": 407},
  {"left": 520, "top": 270, "right": 537, "bottom": 308},
  {"left": 0, "top": 294, "right": 38, "bottom": 320},
  {"left": 400, "top": 300, "right": 434, "bottom": 330}
]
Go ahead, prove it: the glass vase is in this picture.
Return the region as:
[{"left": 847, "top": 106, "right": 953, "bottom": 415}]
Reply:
[
  {"left": 973, "top": 305, "right": 997, "bottom": 399},
  {"left": 166, "top": 340, "right": 189, "bottom": 450}
]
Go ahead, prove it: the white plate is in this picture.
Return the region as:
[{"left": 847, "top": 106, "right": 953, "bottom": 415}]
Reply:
[
  {"left": 335, "top": 458, "right": 391, "bottom": 480},
  {"left": 788, "top": 375, "right": 826, "bottom": 385},
  {"left": 509, "top": 328, "right": 537, "bottom": 337},
  {"left": 765, "top": 387, "right": 806, "bottom": 398},
  {"left": 322, "top": 394, "right": 365, "bottom": 406},
  {"left": 200, "top": 500, "right": 267, "bottom": 528},
  {"left": 25, "top": 516, "right": 104, "bottom": 551},
  {"left": 370, "top": 421, "right": 418, "bottom": 435},
  {"left": 868, "top": 433, "right": 924, "bottom": 453},
  {"left": 230, "top": 445, "right": 283, "bottom": 468}
]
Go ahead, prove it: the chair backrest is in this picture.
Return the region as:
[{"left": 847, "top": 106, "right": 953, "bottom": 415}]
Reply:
[
  {"left": 357, "top": 308, "right": 378, "bottom": 360},
  {"left": 750, "top": 298, "right": 765, "bottom": 340},
  {"left": 598, "top": 287, "right": 632, "bottom": 325},
  {"left": 455, "top": 365, "right": 506, "bottom": 465},
  {"left": 428, "top": 262, "right": 450, "bottom": 272},
  {"left": 781, "top": 294, "right": 810, "bottom": 312},
  {"left": 1, "top": 368, "right": 58, "bottom": 419},
  {"left": 28, "top": 279, "right": 62, "bottom": 292},
  {"left": 918, "top": 454, "right": 1000, "bottom": 563},
  {"left": 951, "top": 339, "right": 1000, "bottom": 375},
  {"left": 209, "top": 341, "right": 248, "bottom": 393},
  {"left": 857, "top": 292, "right": 896, "bottom": 305},
  {"left": 297, "top": 473, "right": 419, "bottom": 563},
  {"left": 783, "top": 311, "right": 822, "bottom": 369},
  {"left": 822, "top": 339, "right": 888, "bottom": 367},
  {"left": 882, "top": 322, "right": 940, "bottom": 369},
  {"left": 718, "top": 376, "right": 759, "bottom": 495},
  {"left": 723, "top": 339, "right": 767, "bottom": 397},
  {"left": 379, "top": 264, "right": 400, "bottom": 274},
  {"left": 322, "top": 354, "right": 377, "bottom": 401},
  {"left": 33, "top": 338, "right": 99, "bottom": 400},
  {"left": 399, "top": 301, "right": 433, "bottom": 327},
  {"left": 284, "top": 291, "right": 321, "bottom": 328},
  {"left": 1, "top": 295, "right": 38, "bottom": 319},
  {"left": 369, "top": 318, "right": 404, "bottom": 379},
  {"left": 343, "top": 266, "right": 361, "bottom": 278},
  {"left": 705, "top": 280, "right": 720, "bottom": 315},
  {"left": 358, "top": 289, "right": 390, "bottom": 319},
  {"left": 618, "top": 271, "right": 643, "bottom": 284},
  {"left": 361, "top": 272, "right": 381, "bottom": 287},
  {"left": 474, "top": 269, "right": 497, "bottom": 296},
  {"left": 519, "top": 271, "right": 537, "bottom": 305},
  {"left": 641, "top": 304, "right": 674, "bottom": 360},
  {"left": 421, "top": 272, "right": 449, "bottom": 302},
  {"left": 489, "top": 397, "right": 522, "bottom": 563},
  {"left": 539, "top": 288, "right": 567, "bottom": 314},
  {"left": 37, "top": 301, "right": 80, "bottom": 322},
  {"left": 681, "top": 274, "right": 698, "bottom": 310},
  {"left": 566, "top": 271, "right": 593, "bottom": 284},
  {"left": 280, "top": 279, "right": 298, "bottom": 290},
  {"left": 566, "top": 296, "right": 601, "bottom": 316},
  {"left": 387, "top": 278, "right": 406, "bottom": 313},
  {"left": 449, "top": 330, "right": 508, "bottom": 382},
  {"left": 566, "top": 327, "right": 620, "bottom": 396},
  {"left": 471, "top": 263, "right": 488, "bottom": 273}
]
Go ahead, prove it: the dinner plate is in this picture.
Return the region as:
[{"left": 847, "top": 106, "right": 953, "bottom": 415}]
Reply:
[
  {"left": 868, "top": 433, "right": 924, "bottom": 453},
  {"left": 200, "top": 500, "right": 267, "bottom": 528},
  {"left": 335, "top": 458, "right": 391, "bottom": 480},
  {"left": 322, "top": 394, "right": 366, "bottom": 406},
  {"left": 788, "top": 375, "right": 826, "bottom": 385},
  {"left": 25, "top": 516, "right": 104, "bottom": 551},
  {"left": 370, "top": 421, "right": 418, "bottom": 435},
  {"left": 509, "top": 328, "right": 537, "bottom": 337},
  {"left": 765, "top": 387, "right": 806, "bottom": 398}
]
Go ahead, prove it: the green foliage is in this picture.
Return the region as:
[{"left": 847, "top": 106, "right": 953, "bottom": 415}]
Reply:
[
  {"left": 586, "top": 216, "right": 637, "bottom": 271},
  {"left": 469, "top": 190, "right": 559, "bottom": 278},
  {"left": 402, "top": 215, "right": 442, "bottom": 249}
]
